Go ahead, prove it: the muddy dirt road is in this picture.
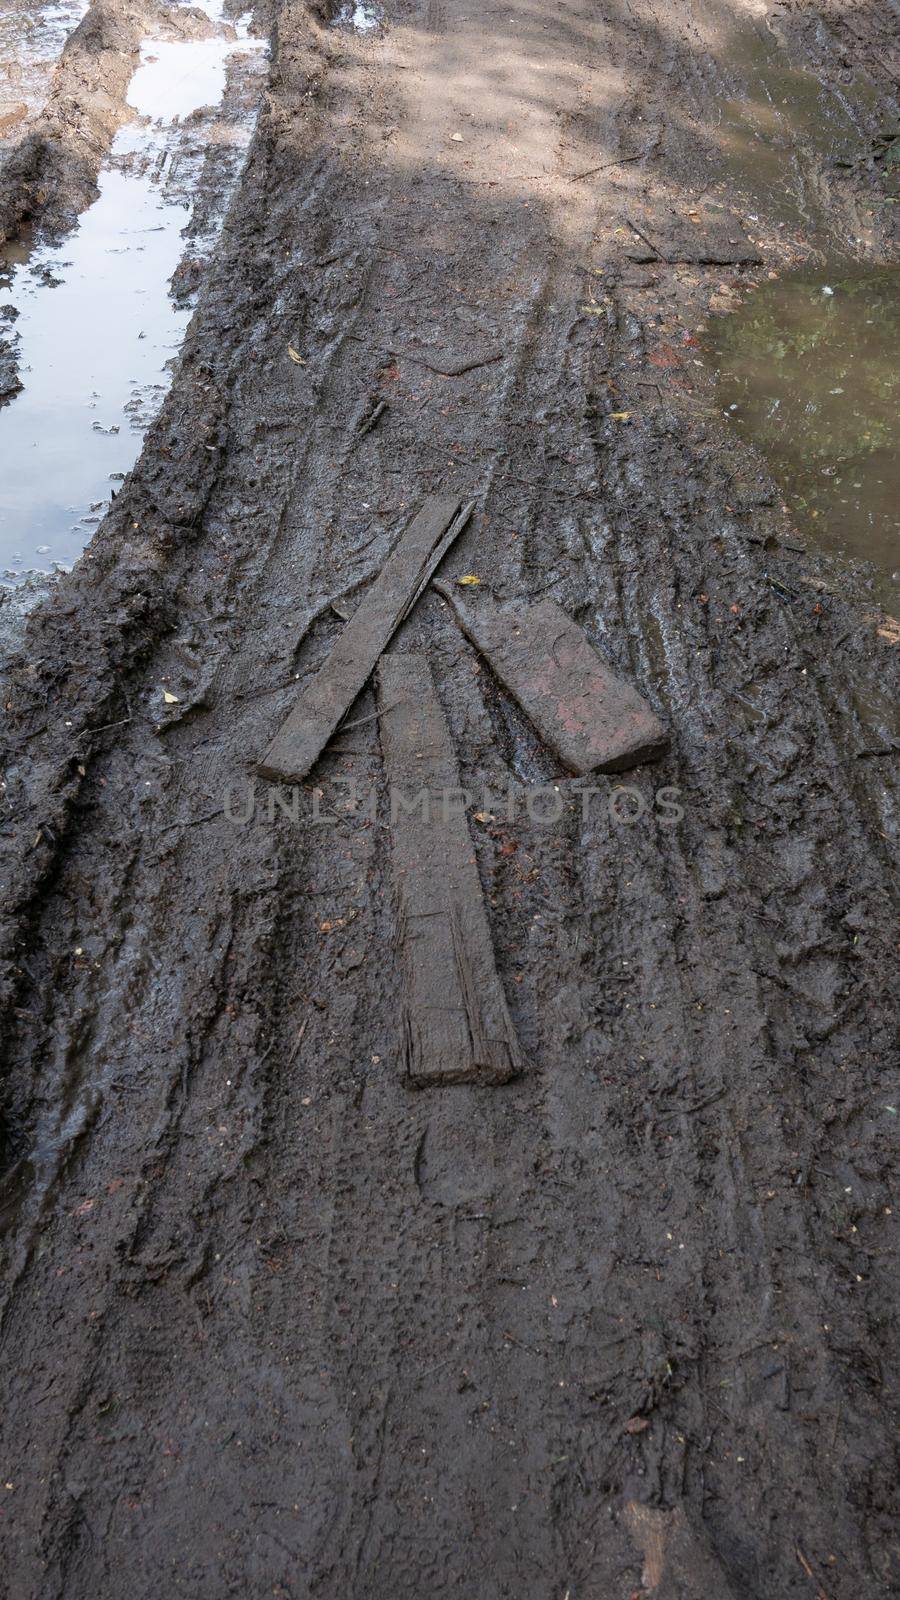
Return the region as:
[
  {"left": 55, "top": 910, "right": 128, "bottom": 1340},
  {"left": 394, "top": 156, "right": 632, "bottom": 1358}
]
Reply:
[{"left": 0, "top": 0, "right": 899, "bottom": 1594}]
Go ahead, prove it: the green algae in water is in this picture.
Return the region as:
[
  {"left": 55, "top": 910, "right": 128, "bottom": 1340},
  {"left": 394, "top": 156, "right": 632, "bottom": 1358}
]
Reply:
[{"left": 704, "top": 268, "right": 899, "bottom": 597}]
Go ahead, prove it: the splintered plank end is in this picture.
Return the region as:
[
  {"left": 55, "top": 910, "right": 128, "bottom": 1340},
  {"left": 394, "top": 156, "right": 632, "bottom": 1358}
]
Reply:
[
  {"left": 257, "top": 495, "right": 468, "bottom": 783},
  {"left": 378, "top": 652, "right": 526, "bottom": 1088},
  {"left": 435, "top": 583, "right": 669, "bottom": 774}
]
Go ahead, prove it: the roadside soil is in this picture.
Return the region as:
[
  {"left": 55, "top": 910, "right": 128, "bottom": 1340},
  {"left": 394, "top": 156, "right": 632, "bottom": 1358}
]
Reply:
[{"left": 0, "top": 0, "right": 898, "bottom": 1595}]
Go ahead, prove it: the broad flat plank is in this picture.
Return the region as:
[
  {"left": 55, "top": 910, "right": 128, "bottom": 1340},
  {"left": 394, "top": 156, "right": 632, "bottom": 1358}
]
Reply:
[
  {"left": 435, "top": 584, "right": 668, "bottom": 774},
  {"left": 258, "top": 496, "right": 468, "bottom": 782},
  {"left": 378, "top": 653, "right": 526, "bottom": 1088}
]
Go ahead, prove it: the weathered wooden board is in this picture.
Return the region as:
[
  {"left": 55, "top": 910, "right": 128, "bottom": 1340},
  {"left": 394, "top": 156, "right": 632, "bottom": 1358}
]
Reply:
[
  {"left": 377, "top": 653, "right": 526, "bottom": 1088},
  {"left": 435, "top": 583, "right": 668, "bottom": 774},
  {"left": 258, "top": 496, "right": 470, "bottom": 783}
]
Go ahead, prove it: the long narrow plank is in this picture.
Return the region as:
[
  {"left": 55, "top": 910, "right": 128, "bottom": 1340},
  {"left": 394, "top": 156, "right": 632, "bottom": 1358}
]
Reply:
[
  {"left": 258, "top": 496, "right": 469, "bottom": 782},
  {"left": 378, "top": 653, "right": 526, "bottom": 1088},
  {"left": 435, "top": 583, "right": 668, "bottom": 774}
]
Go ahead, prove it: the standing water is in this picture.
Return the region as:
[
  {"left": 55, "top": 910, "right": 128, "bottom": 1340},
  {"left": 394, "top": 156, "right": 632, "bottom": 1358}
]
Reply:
[
  {"left": 0, "top": 4, "right": 266, "bottom": 586},
  {"left": 332, "top": 2, "right": 381, "bottom": 33},
  {"left": 703, "top": 268, "right": 900, "bottom": 603}
]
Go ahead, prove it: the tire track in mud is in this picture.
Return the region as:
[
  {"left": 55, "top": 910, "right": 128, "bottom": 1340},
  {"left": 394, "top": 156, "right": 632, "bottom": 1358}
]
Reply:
[
  {"left": 205, "top": 60, "right": 633, "bottom": 1593},
  {"left": 557, "top": 399, "right": 899, "bottom": 1587},
  {"left": 254, "top": 53, "right": 695, "bottom": 1588}
]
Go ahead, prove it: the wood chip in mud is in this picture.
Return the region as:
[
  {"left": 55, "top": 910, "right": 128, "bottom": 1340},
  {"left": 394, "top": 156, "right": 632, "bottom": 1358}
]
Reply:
[
  {"left": 623, "top": 1501, "right": 741, "bottom": 1597},
  {"left": 377, "top": 652, "right": 526, "bottom": 1088},
  {"left": 434, "top": 583, "right": 669, "bottom": 774},
  {"left": 258, "top": 496, "right": 471, "bottom": 783}
]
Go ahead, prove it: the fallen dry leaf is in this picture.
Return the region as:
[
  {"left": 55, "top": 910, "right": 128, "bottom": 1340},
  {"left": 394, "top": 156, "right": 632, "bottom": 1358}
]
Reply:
[{"left": 287, "top": 346, "right": 306, "bottom": 365}]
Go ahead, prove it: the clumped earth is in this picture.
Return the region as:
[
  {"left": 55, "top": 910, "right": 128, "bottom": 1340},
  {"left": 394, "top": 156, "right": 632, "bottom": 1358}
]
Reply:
[{"left": 0, "top": 0, "right": 898, "bottom": 1595}]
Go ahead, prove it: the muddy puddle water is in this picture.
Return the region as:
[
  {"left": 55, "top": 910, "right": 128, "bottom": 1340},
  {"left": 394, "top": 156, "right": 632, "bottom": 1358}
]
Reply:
[
  {"left": 714, "top": 13, "right": 883, "bottom": 236},
  {"left": 704, "top": 268, "right": 899, "bottom": 602},
  {"left": 0, "top": 5, "right": 265, "bottom": 586}
]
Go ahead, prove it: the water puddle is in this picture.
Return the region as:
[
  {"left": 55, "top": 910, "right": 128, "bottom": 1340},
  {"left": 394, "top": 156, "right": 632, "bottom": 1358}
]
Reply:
[
  {"left": 332, "top": 1, "right": 382, "bottom": 34},
  {"left": 0, "top": 0, "right": 88, "bottom": 144},
  {"left": 0, "top": 2, "right": 266, "bottom": 586},
  {"left": 714, "top": 14, "right": 882, "bottom": 238},
  {"left": 703, "top": 267, "right": 899, "bottom": 602}
]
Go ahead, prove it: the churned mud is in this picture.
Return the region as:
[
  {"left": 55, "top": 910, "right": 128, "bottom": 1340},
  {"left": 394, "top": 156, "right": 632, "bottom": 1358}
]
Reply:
[{"left": 0, "top": 0, "right": 898, "bottom": 1595}]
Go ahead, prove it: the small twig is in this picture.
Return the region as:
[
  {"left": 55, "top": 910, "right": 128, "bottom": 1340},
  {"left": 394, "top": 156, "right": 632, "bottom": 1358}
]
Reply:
[
  {"left": 233, "top": 677, "right": 299, "bottom": 703},
  {"left": 286, "top": 1017, "right": 308, "bottom": 1067},
  {"left": 88, "top": 713, "right": 133, "bottom": 736},
  {"left": 569, "top": 149, "right": 650, "bottom": 182},
  {"left": 355, "top": 398, "right": 387, "bottom": 440},
  {"left": 625, "top": 216, "right": 669, "bottom": 262},
  {"left": 338, "top": 698, "right": 400, "bottom": 734},
  {"left": 156, "top": 808, "right": 224, "bottom": 834},
  {"left": 796, "top": 1545, "right": 831, "bottom": 1600},
  {"left": 659, "top": 1087, "right": 727, "bottom": 1116}
]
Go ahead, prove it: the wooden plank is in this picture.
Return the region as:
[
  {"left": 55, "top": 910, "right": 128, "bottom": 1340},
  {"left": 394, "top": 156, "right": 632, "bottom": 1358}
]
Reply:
[
  {"left": 435, "top": 583, "right": 668, "bottom": 774},
  {"left": 258, "top": 496, "right": 470, "bottom": 783},
  {"left": 377, "top": 653, "right": 526, "bottom": 1088}
]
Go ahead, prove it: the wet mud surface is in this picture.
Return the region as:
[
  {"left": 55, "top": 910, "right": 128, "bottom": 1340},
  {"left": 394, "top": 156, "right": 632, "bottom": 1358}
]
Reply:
[{"left": 0, "top": 0, "right": 898, "bottom": 1595}]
